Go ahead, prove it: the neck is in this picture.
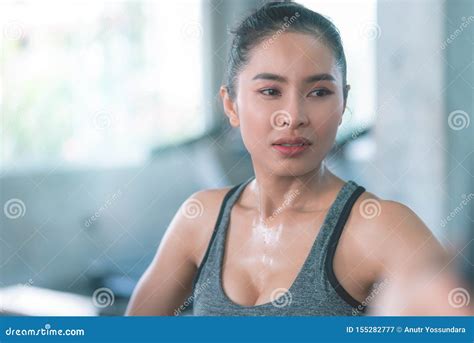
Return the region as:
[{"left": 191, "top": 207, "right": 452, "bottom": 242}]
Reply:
[{"left": 248, "top": 162, "right": 336, "bottom": 225}]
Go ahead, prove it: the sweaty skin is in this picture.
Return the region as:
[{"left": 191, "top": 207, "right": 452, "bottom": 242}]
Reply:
[
  {"left": 125, "top": 32, "right": 448, "bottom": 315},
  {"left": 251, "top": 217, "right": 283, "bottom": 290}
]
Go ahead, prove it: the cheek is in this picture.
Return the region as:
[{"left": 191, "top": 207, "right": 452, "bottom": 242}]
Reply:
[
  {"left": 239, "top": 117, "right": 269, "bottom": 153},
  {"left": 236, "top": 92, "right": 273, "bottom": 149},
  {"left": 238, "top": 91, "right": 275, "bottom": 122},
  {"left": 310, "top": 107, "right": 342, "bottom": 152}
]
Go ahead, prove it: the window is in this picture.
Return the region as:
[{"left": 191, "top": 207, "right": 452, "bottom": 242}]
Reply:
[{"left": 1, "top": 0, "right": 205, "bottom": 171}]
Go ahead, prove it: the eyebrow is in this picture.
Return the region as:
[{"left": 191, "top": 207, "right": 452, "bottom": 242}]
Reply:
[{"left": 251, "top": 72, "right": 336, "bottom": 83}]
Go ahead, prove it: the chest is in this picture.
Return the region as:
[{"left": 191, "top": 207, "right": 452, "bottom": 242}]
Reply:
[{"left": 220, "top": 208, "right": 375, "bottom": 307}]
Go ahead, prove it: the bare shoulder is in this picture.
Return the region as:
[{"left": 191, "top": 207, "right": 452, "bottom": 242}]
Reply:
[
  {"left": 353, "top": 191, "right": 442, "bottom": 244},
  {"left": 174, "top": 186, "right": 234, "bottom": 268},
  {"left": 125, "top": 186, "right": 234, "bottom": 315},
  {"left": 345, "top": 189, "right": 447, "bottom": 277}
]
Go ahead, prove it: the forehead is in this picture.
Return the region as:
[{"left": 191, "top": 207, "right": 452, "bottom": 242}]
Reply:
[{"left": 240, "top": 32, "right": 340, "bottom": 82}]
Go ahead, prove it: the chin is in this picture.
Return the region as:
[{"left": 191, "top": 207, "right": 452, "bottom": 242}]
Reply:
[{"left": 268, "top": 164, "right": 319, "bottom": 178}]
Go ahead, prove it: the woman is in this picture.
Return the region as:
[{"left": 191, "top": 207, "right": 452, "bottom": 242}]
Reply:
[{"left": 126, "top": 1, "right": 447, "bottom": 316}]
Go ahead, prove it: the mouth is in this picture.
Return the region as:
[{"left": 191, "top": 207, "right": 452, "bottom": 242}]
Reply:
[
  {"left": 272, "top": 143, "right": 311, "bottom": 156},
  {"left": 272, "top": 137, "right": 312, "bottom": 146},
  {"left": 272, "top": 143, "right": 309, "bottom": 147}
]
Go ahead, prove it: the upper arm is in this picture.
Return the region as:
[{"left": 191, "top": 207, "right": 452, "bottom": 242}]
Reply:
[
  {"left": 125, "top": 189, "right": 226, "bottom": 316},
  {"left": 337, "top": 194, "right": 448, "bottom": 298},
  {"left": 372, "top": 200, "right": 448, "bottom": 277},
  {"left": 365, "top": 201, "right": 470, "bottom": 315}
]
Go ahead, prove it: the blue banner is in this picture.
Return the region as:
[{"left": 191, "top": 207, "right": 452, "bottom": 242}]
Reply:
[{"left": 1, "top": 316, "right": 472, "bottom": 342}]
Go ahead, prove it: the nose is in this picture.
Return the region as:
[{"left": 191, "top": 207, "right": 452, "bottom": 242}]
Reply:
[{"left": 283, "top": 95, "right": 309, "bottom": 129}]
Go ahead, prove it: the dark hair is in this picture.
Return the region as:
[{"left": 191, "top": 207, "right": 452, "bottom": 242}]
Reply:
[{"left": 225, "top": 1, "right": 348, "bottom": 100}]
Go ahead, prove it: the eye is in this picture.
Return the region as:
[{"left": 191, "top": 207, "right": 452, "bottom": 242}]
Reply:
[
  {"left": 259, "top": 88, "right": 281, "bottom": 97},
  {"left": 308, "top": 88, "right": 333, "bottom": 97}
]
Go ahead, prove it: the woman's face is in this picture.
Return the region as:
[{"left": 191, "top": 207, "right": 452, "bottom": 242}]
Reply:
[{"left": 221, "top": 32, "right": 347, "bottom": 177}]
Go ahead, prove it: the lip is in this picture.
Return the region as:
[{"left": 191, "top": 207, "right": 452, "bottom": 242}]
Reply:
[
  {"left": 271, "top": 136, "right": 312, "bottom": 157},
  {"left": 272, "top": 144, "right": 310, "bottom": 156},
  {"left": 272, "top": 136, "right": 312, "bottom": 146}
]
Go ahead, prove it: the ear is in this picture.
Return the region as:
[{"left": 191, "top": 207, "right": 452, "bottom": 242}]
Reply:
[
  {"left": 340, "top": 84, "right": 351, "bottom": 126},
  {"left": 220, "top": 85, "right": 240, "bottom": 127}
]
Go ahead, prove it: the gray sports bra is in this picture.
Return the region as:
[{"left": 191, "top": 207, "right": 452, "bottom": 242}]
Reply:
[{"left": 191, "top": 176, "right": 367, "bottom": 316}]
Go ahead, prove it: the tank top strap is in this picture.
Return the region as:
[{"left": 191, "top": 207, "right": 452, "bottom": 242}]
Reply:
[
  {"left": 191, "top": 176, "right": 254, "bottom": 291},
  {"left": 320, "top": 180, "right": 366, "bottom": 308},
  {"left": 287, "top": 180, "right": 364, "bottom": 278},
  {"left": 317, "top": 180, "right": 366, "bottom": 250}
]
